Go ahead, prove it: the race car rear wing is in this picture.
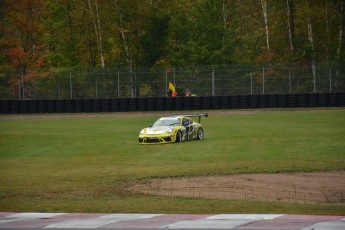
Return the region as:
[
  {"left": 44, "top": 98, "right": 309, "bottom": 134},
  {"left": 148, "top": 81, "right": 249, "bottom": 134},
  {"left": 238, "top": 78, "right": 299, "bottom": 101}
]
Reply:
[{"left": 176, "top": 113, "right": 208, "bottom": 123}]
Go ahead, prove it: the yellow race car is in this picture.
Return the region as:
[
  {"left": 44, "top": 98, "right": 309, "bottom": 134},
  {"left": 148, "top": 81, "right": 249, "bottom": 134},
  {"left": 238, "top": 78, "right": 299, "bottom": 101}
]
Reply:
[{"left": 139, "top": 113, "right": 208, "bottom": 144}]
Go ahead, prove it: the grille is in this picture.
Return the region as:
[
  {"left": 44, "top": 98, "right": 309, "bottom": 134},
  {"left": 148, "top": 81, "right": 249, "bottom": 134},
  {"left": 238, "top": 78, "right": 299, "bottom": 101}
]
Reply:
[
  {"left": 146, "top": 137, "right": 160, "bottom": 143},
  {"left": 139, "top": 136, "right": 172, "bottom": 143},
  {"left": 163, "top": 137, "right": 172, "bottom": 142}
]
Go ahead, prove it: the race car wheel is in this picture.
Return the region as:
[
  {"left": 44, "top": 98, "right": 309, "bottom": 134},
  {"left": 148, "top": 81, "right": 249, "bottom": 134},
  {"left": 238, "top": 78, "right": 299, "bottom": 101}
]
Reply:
[
  {"left": 197, "top": 128, "right": 204, "bottom": 140},
  {"left": 176, "top": 130, "right": 182, "bottom": 143}
]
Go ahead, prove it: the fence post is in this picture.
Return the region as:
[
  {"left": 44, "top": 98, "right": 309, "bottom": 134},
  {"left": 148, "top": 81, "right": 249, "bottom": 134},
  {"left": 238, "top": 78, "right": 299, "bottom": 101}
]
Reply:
[
  {"left": 250, "top": 73, "right": 253, "bottom": 95},
  {"left": 117, "top": 70, "right": 120, "bottom": 98},
  {"left": 21, "top": 72, "right": 25, "bottom": 100},
  {"left": 95, "top": 75, "right": 98, "bottom": 99},
  {"left": 69, "top": 71, "right": 73, "bottom": 99},
  {"left": 313, "top": 62, "right": 316, "bottom": 93},
  {"left": 288, "top": 72, "right": 291, "bottom": 93},
  {"left": 329, "top": 69, "right": 332, "bottom": 93},
  {"left": 165, "top": 70, "right": 168, "bottom": 97},
  {"left": 212, "top": 69, "right": 215, "bottom": 96},
  {"left": 173, "top": 68, "right": 176, "bottom": 86},
  {"left": 57, "top": 76, "right": 60, "bottom": 99},
  {"left": 262, "top": 67, "right": 265, "bottom": 94},
  {"left": 18, "top": 81, "right": 20, "bottom": 99}
]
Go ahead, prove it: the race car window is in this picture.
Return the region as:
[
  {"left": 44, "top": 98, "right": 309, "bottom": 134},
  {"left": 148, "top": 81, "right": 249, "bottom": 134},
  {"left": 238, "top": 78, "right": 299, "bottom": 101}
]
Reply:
[
  {"left": 152, "top": 118, "right": 180, "bottom": 127},
  {"left": 182, "top": 118, "right": 191, "bottom": 127}
]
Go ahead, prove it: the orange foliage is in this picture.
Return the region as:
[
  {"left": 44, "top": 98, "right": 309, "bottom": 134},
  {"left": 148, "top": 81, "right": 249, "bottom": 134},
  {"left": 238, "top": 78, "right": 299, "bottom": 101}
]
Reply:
[
  {"left": 3, "top": 0, "right": 47, "bottom": 82},
  {"left": 254, "top": 51, "right": 275, "bottom": 65}
]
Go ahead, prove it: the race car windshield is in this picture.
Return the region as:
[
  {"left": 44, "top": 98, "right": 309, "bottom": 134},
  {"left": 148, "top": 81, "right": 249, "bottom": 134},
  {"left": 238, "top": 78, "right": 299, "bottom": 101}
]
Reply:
[{"left": 152, "top": 118, "right": 181, "bottom": 127}]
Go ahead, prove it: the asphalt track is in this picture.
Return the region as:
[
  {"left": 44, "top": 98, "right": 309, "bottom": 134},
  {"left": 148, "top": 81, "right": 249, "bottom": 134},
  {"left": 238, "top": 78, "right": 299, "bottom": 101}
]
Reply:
[{"left": 0, "top": 212, "right": 344, "bottom": 230}]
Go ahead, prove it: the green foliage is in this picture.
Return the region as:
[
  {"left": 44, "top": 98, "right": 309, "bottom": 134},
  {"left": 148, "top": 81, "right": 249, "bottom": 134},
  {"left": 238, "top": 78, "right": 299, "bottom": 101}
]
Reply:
[
  {"left": 2, "top": 0, "right": 344, "bottom": 70},
  {"left": 140, "top": 14, "right": 170, "bottom": 66},
  {"left": 167, "top": 0, "right": 238, "bottom": 66}
]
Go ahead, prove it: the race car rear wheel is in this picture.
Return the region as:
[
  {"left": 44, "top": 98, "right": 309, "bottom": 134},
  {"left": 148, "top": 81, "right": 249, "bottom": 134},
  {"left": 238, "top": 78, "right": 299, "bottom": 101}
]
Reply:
[
  {"left": 197, "top": 128, "right": 204, "bottom": 140},
  {"left": 176, "top": 130, "right": 182, "bottom": 143}
]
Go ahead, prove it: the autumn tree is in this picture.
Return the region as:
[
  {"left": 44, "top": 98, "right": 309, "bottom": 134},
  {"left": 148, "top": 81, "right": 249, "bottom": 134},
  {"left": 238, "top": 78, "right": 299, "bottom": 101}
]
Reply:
[
  {"left": 1, "top": 0, "right": 46, "bottom": 98},
  {"left": 0, "top": 0, "right": 344, "bottom": 99}
]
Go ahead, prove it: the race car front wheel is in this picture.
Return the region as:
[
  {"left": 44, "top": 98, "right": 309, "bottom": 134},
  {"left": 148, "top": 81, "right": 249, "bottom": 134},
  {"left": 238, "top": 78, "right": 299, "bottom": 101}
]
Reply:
[
  {"left": 197, "top": 128, "right": 204, "bottom": 140},
  {"left": 176, "top": 130, "right": 182, "bottom": 143}
]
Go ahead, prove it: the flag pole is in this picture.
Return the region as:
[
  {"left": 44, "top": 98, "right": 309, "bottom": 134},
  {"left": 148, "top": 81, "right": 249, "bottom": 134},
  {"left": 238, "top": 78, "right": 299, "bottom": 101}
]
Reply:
[{"left": 165, "top": 70, "right": 168, "bottom": 97}]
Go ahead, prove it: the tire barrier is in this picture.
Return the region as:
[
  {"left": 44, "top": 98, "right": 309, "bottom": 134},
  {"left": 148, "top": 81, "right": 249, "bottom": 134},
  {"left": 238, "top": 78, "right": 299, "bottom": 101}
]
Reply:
[{"left": 1, "top": 93, "right": 344, "bottom": 114}]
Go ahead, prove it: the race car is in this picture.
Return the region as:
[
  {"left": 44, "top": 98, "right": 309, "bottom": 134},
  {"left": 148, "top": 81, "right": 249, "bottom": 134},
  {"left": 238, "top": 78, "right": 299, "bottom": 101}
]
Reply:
[{"left": 139, "top": 113, "right": 208, "bottom": 144}]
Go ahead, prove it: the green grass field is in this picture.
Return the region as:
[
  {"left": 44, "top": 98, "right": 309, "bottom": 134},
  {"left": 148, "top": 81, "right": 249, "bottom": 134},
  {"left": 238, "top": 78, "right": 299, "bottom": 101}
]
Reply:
[{"left": 0, "top": 108, "right": 345, "bottom": 214}]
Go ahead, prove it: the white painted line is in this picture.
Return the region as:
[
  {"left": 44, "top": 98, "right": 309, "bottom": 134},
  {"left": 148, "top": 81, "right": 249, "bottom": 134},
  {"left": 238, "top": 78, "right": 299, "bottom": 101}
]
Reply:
[
  {"left": 98, "top": 213, "right": 162, "bottom": 220},
  {"left": 165, "top": 219, "right": 253, "bottom": 229},
  {"left": 44, "top": 213, "right": 162, "bottom": 228},
  {"left": 0, "top": 212, "right": 64, "bottom": 224},
  {"left": 44, "top": 218, "right": 116, "bottom": 228},
  {"left": 207, "top": 214, "right": 284, "bottom": 220}
]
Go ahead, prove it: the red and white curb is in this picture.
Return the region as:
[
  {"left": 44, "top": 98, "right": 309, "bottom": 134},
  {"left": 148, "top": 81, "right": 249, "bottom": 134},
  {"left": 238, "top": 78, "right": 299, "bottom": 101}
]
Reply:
[{"left": 0, "top": 212, "right": 344, "bottom": 229}]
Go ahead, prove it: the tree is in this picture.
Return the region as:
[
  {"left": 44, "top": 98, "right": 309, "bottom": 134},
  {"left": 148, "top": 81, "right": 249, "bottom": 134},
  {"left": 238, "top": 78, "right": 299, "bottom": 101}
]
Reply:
[
  {"left": 87, "top": 0, "right": 105, "bottom": 68},
  {"left": 1, "top": 0, "right": 344, "bottom": 88},
  {"left": 286, "top": 0, "right": 295, "bottom": 59},
  {"left": 336, "top": 0, "right": 344, "bottom": 62},
  {"left": 1, "top": 0, "right": 46, "bottom": 98},
  {"left": 260, "top": 0, "right": 270, "bottom": 53},
  {"left": 140, "top": 14, "right": 169, "bottom": 67},
  {"left": 167, "top": 0, "right": 237, "bottom": 66}
]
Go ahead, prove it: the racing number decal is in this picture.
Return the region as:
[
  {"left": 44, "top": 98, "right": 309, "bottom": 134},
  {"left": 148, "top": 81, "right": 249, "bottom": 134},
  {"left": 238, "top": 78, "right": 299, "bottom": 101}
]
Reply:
[{"left": 189, "top": 125, "right": 195, "bottom": 136}]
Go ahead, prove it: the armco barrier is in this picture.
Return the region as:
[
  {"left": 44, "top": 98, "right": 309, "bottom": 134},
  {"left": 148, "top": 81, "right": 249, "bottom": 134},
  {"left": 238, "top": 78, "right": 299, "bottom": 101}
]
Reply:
[{"left": 0, "top": 93, "right": 344, "bottom": 114}]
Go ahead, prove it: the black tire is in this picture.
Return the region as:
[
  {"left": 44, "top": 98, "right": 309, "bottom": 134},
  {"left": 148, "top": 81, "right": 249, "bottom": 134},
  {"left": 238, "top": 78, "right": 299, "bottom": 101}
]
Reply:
[
  {"left": 176, "top": 130, "right": 182, "bottom": 143},
  {"left": 197, "top": 128, "right": 204, "bottom": 140}
]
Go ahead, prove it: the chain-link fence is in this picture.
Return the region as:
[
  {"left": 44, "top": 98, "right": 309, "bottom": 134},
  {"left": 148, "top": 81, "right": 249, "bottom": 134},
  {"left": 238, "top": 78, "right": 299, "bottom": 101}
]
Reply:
[{"left": 1, "top": 64, "right": 345, "bottom": 99}]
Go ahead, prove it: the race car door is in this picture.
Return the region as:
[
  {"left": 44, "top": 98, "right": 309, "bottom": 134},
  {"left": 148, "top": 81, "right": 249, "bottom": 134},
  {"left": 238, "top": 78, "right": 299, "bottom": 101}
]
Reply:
[{"left": 182, "top": 117, "right": 194, "bottom": 140}]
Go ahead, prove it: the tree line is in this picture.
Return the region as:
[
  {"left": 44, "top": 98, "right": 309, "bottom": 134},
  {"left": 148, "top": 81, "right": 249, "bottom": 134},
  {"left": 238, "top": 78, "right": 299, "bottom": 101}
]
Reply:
[{"left": 0, "top": 0, "right": 344, "bottom": 93}]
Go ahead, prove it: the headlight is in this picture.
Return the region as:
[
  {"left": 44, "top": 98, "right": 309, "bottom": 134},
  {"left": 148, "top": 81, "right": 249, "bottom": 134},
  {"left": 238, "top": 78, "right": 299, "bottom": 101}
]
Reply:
[
  {"left": 166, "top": 128, "right": 173, "bottom": 133},
  {"left": 140, "top": 129, "right": 145, "bottom": 134}
]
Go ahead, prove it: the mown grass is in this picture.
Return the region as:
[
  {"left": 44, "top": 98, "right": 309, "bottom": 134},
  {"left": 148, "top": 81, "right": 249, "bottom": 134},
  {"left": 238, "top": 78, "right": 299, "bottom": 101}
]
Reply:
[{"left": 0, "top": 108, "right": 344, "bottom": 214}]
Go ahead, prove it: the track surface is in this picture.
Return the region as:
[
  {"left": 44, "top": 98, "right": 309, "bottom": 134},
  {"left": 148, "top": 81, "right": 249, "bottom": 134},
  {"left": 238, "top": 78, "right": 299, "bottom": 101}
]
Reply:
[{"left": 0, "top": 212, "right": 344, "bottom": 229}]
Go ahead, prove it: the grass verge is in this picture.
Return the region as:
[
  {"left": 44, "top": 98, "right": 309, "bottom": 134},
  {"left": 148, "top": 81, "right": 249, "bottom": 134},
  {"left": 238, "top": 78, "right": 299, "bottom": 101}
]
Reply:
[{"left": 0, "top": 108, "right": 344, "bottom": 214}]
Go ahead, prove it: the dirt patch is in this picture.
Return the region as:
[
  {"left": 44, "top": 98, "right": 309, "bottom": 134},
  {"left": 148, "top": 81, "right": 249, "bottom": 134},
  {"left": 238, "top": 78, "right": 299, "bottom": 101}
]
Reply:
[{"left": 126, "top": 171, "right": 345, "bottom": 205}]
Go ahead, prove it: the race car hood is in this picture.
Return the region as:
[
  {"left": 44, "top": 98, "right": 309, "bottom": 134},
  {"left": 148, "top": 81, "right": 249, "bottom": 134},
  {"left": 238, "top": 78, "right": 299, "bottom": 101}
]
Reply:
[{"left": 145, "top": 126, "right": 172, "bottom": 134}]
